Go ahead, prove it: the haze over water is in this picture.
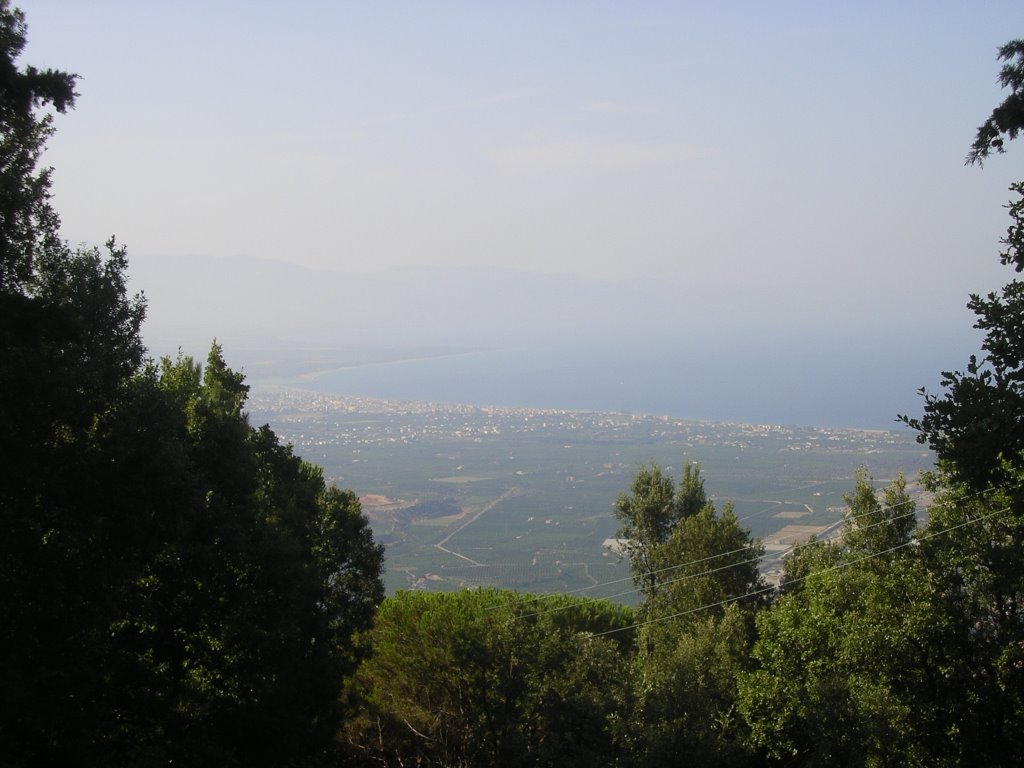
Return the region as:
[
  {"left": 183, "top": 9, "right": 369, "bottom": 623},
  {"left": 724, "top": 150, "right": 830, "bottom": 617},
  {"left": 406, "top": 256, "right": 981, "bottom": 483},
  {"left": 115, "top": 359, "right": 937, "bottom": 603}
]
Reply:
[
  {"left": 249, "top": 338, "right": 958, "bottom": 431},
  {"left": 124, "top": 253, "right": 984, "bottom": 432}
]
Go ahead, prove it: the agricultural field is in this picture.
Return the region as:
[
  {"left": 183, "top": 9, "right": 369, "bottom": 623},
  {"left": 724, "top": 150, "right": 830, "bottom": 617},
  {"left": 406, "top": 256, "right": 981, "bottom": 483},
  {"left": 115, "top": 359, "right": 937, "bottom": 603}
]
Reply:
[{"left": 247, "top": 388, "right": 934, "bottom": 601}]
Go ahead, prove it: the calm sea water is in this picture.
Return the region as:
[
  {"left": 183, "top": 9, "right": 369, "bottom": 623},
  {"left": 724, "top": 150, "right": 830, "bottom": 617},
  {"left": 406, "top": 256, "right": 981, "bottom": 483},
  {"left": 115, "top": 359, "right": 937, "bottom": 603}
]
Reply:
[{"left": 283, "top": 339, "right": 947, "bottom": 430}]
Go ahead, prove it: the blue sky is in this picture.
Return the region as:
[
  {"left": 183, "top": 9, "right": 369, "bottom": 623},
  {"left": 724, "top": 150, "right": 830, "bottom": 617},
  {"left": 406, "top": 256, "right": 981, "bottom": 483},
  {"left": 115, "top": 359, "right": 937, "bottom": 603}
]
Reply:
[{"left": 13, "top": 2, "right": 1024, "bottom": 425}]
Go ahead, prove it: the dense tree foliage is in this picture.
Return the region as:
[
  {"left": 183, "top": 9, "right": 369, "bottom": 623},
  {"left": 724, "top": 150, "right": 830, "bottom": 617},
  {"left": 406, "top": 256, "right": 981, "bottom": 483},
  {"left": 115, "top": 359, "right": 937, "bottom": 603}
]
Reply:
[
  {"left": 912, "top": 476, "right": 1024, "bottom": 764},
  {"left": 738, "top": 472, "right": 931, "bottom": 766},
  {"left": 615, "top": 465, "right": 764, "bottom": 767},
  {"left": 741, "top": 473, "right": 1024, "bottom": 766},
  {"left": 93, "top": 347, "right": 385, "bottom": 766},
  {"left": 0, "top": 2, "right": 148, "bottom": 758},
  {"left": 0, "top": 5, "right": 384, "bottom": 765},
  {"left": 342, "top": 589, "right": 634, "bottom": 767},
  {"left": 612, "top": 462, "right": 707, "bottom": 606}
]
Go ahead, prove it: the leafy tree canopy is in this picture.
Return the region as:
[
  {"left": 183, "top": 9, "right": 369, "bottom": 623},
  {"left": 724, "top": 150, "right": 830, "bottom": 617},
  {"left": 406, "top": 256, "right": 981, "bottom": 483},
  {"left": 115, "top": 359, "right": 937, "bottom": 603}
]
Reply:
[
  {"left": 613, "top": 462, "right": 707, "bottom": 605},
  {"left": 613, "top": 464, "right": 764, "bottom": 767},
  {"left": 343, "top": 589, "right": 634, "bottom": 768},
  {"left": 0, "top": 4, "right": 385, "bottom": 765}
]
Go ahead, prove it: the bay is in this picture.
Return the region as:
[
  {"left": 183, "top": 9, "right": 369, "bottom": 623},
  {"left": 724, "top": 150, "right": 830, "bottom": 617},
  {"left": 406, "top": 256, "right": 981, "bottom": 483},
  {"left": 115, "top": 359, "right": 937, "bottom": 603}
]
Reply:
[{"left": 269, "top": 338, "right": 944, "bottom": 430}]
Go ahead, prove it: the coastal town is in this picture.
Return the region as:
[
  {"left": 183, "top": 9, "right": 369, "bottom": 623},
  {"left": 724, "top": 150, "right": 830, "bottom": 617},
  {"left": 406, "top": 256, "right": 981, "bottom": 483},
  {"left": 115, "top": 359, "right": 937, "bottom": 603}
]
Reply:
[{"left": 247, "top": 386, "right": 934, "bottom": 595}]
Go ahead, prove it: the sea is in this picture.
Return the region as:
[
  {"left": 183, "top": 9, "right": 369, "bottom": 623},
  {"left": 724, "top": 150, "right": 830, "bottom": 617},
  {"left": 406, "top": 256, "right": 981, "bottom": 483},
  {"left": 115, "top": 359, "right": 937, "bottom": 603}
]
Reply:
[{"left": 266, "top": 338, "right": 959, "bottom": 431}]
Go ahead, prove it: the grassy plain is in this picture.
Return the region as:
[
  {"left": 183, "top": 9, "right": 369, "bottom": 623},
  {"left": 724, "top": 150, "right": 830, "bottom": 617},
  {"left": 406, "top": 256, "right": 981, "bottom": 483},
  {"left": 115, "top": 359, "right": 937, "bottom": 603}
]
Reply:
[{"left": 248, "top": 388, "right": 934, "bottom": 602}]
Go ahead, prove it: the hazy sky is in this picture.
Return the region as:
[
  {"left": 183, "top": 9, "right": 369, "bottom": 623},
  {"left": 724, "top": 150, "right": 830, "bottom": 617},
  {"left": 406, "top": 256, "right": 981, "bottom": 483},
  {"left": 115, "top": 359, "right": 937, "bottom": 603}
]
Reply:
[
  {"left": 22, "top": 2, "right": 1020, "bottom": 273},
  {"left": 15, "top": 3, "right": 1024, "bottom": 423}
]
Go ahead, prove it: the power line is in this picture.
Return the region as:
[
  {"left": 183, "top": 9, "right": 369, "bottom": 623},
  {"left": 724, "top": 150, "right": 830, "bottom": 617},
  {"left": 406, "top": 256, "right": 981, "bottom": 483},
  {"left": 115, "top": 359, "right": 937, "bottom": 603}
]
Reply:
[
  {"left": 516, "top": 505, "right": 919, "bottom": 620},
  {"left": 588, "top": 503, "right": 1012, "bottom": 639},
  {"left": 509, "top": 484, "right": 1001, "bottom": 620}
]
